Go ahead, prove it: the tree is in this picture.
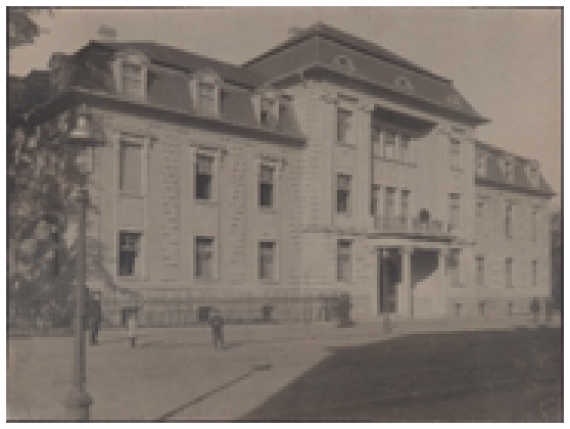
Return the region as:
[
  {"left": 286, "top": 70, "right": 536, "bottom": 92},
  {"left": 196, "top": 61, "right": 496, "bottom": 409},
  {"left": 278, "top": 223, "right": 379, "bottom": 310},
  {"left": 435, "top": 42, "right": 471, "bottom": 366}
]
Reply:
[{"left": 8, "top": 8, "right": 52, "bottom": 51}]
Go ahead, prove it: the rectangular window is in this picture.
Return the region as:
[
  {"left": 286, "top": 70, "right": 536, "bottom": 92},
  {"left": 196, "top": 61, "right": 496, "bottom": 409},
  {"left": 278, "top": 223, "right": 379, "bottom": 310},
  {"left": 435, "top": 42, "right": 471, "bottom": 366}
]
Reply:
[
  {"left": 385, "top": 187, "right": 396, "bottom": 219},
  {"left": 372, "top": 125, "right": 383, "bottom": 158},
  {"left": 400, "top": 190, "right": 410, "bottom": 219},
  {"left": 122, "top": 63, "right": 142, "bottom": 98},
  {"left": 119, "top": 141, "right": 142, "bottom": 193},
  {"left": 336, "top": 174, "right": 351, "bottom": 214},
  {"left": 476, "top": 153, "right": 487, "bottom": 176},
  {"left": 118, "top": 232, "right": 142, "bottom": 277},
  {"left": 336, "top": 240, "right": 352, "bottom": 282},
  {"left": 504, "top": 159, "right": 514, "bottom": 181},
  {"left": 199, "top": 82, "right": 217, "bottom": 115},
  {"left": 476, "top": 256, "right": 484, "bottom": 286},
  {"left": 371, "top": 185, "right": 382, "bottom": 216},
  {"left": 195, "top": 155, "right": 213, "bottom": 200},
  {"left": 195, "top": 237, "right": 214, "bottom": 279},
  {"left": 384, "top": 130, "right": 397, "bottom": 159},
  {"left": 476, "top": 200, "right": 485, "bottom": 234},
  {"left": 449, "top": 194, "right": 460, "bottom": 231},
  {"left": 531, "top": 208, "right": 537, "bottom": 242},
  {"left": 399, "top": 134, "right": 411, "bottom": 162},
  {"left": 532, "top": 260, "right": 538, "bottom": 286},
  {"left": 505, "top": 203, "right": 513, "bottom": 238},
  {"left": 506, "top": 257, "right": 513, "bottom": 287},
  {"left": 260, "top": 98, "right": 274, "bottom": 127},
  {"left": 450, "top": 138, "right": 461, "bottom": 169},
  {"left": 259, "top": 165, "right": 275, "bottom": 208},
  {"left": 258, "top": 241, "right": 276, "bottom": 281},
  {"left": 448, "top": 250, "right": 460, "bottom": 286},
  {"left": 336, "top": 108, "right": 351, "bottom": 144}
]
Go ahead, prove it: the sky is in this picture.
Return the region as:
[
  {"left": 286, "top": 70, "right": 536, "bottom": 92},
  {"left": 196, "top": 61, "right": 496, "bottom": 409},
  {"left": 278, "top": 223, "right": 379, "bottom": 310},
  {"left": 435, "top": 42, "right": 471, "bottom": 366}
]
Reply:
[{"left": 8, "top": 7, "right": 562, "bottom": 206}]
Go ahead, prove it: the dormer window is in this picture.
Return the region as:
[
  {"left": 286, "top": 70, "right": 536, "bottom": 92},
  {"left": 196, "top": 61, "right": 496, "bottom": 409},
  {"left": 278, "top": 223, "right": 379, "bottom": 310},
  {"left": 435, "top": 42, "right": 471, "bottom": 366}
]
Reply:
[
  {"left": 476, "top": 152, "right": 487, "bottom": 176},
  {"left": 260, "top": 98, "right": 275, "bottom": 127},
  {"left": 113, "top": 49, "right": 149, "bottom": 101},
  {"left": 190, "top": 69, "right": 223, "bottom": 117},
  {"left": 503, "top": 157, "right": 515, "bottom": 182},
  {"left": 122, "top": 63, "right": 143, "bottom": 98},
  {"left": 198, "top": 82, "right": 217, "bottom": 116},
  {"left": 254, "top": 86, "right": 282, "bottom": 130},
  {"left": 527, "top": 161, "right": 540, "bottom": 187}
]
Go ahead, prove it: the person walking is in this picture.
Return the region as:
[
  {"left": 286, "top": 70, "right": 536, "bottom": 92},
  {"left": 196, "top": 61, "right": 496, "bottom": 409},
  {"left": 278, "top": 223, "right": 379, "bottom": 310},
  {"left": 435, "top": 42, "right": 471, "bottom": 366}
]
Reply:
[
  {"left": 209, "top": 308, "right": 225, "bottom": 350},
  {"left": 127, "top": 306, "right": 139, "bottom": 348},
  {"left": 89, "top": 292, "right": 103, "bottom": 345}
]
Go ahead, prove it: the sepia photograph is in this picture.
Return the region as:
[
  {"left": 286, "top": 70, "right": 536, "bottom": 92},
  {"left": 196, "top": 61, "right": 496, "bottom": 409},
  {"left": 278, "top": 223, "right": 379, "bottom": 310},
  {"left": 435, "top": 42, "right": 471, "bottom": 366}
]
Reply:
[{"left": 6, "top": 6, "right": 562, "bottom": 422}]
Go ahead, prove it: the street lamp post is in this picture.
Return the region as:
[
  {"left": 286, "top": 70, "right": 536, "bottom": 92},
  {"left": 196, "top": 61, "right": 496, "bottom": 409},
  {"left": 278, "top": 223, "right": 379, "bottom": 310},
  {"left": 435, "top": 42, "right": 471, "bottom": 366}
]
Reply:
[
  {"left": 64, "top": 188, "right": 92, "bottom": 420},
  {"left": 63, "top": 103, "right": 96, "bottom": 421}
]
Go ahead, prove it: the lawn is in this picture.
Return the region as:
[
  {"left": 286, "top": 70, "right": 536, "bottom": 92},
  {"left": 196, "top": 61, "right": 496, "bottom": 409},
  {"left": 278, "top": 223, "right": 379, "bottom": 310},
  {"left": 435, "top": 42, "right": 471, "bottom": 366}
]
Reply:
[{"left": 242, "top": 325, "right": 562, "bottom": 422}]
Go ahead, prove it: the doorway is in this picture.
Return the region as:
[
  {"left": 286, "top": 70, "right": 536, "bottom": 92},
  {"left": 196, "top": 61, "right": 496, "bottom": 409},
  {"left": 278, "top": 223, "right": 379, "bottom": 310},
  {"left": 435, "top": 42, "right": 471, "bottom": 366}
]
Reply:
[{"left": 378, "top": 255, "right": 398, "bottom": 314}]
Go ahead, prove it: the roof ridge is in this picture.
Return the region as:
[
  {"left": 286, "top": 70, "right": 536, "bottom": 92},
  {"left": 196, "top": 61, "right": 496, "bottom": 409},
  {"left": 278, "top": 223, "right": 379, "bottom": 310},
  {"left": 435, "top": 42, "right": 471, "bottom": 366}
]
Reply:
[{"left": 243, "top": 22, "right": 451, "bottom": 83}]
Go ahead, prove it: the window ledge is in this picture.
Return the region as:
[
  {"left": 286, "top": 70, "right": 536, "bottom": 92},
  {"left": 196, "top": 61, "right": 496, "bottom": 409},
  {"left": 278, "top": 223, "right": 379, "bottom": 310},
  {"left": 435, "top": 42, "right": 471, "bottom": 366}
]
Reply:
[
  {"left": 119, "top": 191, "right": 145, "bottom": 199},
  {"left": 259, "top": 207, "right": 278, "bottom": 215},
  {"left": 450, "top": 166, "right": 464, "bottom": 173},
  {"left": 194, "top": 278, "right": 220, "bottom": 284},
  {"left": 336, "top": 141, "right": 357, "bottom": 149},
  {"left": 196, "top": 199, "right": 219, "bottom": 207},
  {"left": 258, "top": 280, "right": 281, "bottom": 286},
  {"left": 373, "top": 156, "right": 416, "bottom": 167}
]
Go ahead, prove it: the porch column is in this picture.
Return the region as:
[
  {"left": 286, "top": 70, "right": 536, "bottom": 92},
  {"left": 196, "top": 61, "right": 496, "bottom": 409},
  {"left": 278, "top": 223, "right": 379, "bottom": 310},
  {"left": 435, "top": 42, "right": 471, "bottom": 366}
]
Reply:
[
  {"left": 399, "top": 246, "right": 413, "bottom": 319},
  {"left": 437, "top": 248, "right": 448, "bottom": 317}
]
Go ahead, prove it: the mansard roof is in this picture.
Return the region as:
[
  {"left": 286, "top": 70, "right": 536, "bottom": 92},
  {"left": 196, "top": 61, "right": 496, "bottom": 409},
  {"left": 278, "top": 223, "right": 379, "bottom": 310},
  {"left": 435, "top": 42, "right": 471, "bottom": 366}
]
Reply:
[
  {"left": 475, "top": 141, "right": 555, "bottom": 197},
  {"left": 90, "top": 40, "right": 264, "bottom": 89},
  {"left": 244, "top": 22, "right": 488, "bottom": 125}
]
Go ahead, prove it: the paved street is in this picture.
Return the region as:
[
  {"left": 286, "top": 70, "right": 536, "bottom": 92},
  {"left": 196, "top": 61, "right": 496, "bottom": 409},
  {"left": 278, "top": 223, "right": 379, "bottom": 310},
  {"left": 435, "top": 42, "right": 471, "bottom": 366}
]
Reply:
[{"left": 7, "top": 315, "right": 562, "bottom": 421}]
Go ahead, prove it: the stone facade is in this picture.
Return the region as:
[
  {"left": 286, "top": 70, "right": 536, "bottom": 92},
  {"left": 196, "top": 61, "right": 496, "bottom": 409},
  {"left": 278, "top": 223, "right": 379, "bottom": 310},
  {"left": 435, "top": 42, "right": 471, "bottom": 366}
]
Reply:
[{"left": 10, "top": 23, "right": 555, "bottom": 325}]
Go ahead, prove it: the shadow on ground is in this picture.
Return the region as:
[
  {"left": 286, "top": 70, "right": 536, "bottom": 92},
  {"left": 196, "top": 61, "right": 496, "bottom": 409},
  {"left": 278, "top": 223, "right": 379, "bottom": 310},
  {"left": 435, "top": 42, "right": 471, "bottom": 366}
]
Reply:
[{"left": 241, "top": 325, "right": 562, "bottom": 422}]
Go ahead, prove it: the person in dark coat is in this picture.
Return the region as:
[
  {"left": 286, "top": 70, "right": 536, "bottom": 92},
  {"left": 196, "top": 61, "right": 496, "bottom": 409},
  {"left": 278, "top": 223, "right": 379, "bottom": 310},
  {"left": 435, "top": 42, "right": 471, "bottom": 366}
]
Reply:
[
  {"left": 209, "top": 308, "right": 224, "bottom": 350},
  {"left": 530, "top": 297, "right": 540, "bottom": 324},
  {"left": 89, "top": 292, "right": 103, "bottom": 345}
]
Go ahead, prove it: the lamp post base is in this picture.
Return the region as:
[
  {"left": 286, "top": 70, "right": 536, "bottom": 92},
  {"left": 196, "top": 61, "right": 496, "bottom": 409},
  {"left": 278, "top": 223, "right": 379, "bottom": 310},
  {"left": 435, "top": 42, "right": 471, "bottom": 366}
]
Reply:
[{"left": 64, "top": 389, "right": 92, "bottom": 421}]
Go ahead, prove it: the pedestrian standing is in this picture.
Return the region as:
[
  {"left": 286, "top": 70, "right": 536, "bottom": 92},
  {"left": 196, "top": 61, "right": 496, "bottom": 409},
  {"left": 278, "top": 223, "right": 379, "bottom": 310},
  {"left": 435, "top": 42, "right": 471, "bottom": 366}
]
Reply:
[
  {"left": 209, "top": 308, "right": 224, "bottom": 350},
  {"left": 89, "top": 292, "right": 103, "bottom": 345},
  {"left": 127, "top": 306, "right": 139, "bottom": 348},
  {"left": 530, "top": 297, "right": 540, "bottom": 324}
]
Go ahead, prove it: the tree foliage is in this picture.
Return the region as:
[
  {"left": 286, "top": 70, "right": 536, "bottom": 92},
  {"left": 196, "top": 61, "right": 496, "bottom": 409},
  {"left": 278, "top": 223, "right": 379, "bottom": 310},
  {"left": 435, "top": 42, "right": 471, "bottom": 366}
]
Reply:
[{"left": 8, "top": 7, "right": 52, "bottom": 51}]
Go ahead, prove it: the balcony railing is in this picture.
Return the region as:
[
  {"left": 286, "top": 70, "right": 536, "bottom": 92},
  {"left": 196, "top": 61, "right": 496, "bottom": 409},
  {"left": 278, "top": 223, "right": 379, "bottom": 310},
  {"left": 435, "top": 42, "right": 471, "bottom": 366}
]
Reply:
[{"left": 373, "top": 216, "right": 452, "bottom": 238}]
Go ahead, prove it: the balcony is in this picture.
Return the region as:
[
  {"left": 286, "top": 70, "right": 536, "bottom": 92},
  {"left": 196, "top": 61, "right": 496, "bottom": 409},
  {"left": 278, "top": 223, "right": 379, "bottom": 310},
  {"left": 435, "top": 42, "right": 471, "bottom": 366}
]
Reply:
[{"left": 373, "top": 216, "right": 454, "bottom": 240}]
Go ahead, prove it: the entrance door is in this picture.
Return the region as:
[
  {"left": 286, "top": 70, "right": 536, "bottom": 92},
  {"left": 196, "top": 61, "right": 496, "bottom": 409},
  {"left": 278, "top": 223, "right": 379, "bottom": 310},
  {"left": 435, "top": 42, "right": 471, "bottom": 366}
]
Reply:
[{"left": 378, "top": 256, "right": 398, "bottom": 314}]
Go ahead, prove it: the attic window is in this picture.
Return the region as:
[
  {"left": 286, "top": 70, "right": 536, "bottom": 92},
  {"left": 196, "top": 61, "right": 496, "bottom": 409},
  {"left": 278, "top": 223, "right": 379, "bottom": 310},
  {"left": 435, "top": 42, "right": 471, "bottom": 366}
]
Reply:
[
  {"left": 114, "top": 49, "right": 149, "bottom": 101},
  {"left": 394, "top": 76, "right": 414, "bottom": 92},
  {"left": 260, "top": 98, "right": 275, "bottom": 127},
  {"left": 503, "top": 157, "right": 515, "bottom": 182},
  {"left": 476, "top": 152, "right": 487, "bottom": 176},
  {"left": 527, "top": 161, "right": 540, "bottom": 187},
  {"left": 255, "top": 88, "right": 282, "bottom": 130},
  {"left": 188, "top": 69, "right": 223, "bottom": 117},
  {"left": 332, "top": 55, "right": 355, "bottom": 71}
]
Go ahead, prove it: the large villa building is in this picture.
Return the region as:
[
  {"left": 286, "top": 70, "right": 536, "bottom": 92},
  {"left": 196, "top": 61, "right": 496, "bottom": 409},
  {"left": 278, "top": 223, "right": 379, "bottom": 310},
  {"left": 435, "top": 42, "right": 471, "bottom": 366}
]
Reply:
[{"left": 9, "top": 23, "right": 555, "bottom": 326}]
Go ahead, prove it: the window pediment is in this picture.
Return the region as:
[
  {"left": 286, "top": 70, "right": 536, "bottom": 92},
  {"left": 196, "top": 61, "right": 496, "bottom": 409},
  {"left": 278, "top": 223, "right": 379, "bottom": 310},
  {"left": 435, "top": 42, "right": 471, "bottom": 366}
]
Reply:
[
  {"left": 189, "top": 68, "right": 223, "bottom": 117},
  {"left": 112, "top": 48, "right": 149, "bottom": 100},
  {"left": 253, "top": 85, "right": 284, "bottom": 129}
]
